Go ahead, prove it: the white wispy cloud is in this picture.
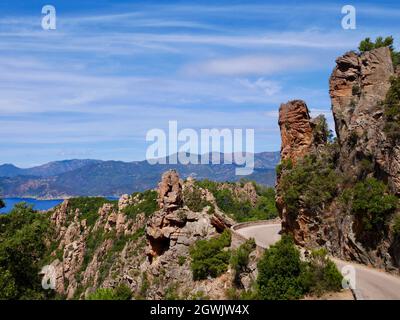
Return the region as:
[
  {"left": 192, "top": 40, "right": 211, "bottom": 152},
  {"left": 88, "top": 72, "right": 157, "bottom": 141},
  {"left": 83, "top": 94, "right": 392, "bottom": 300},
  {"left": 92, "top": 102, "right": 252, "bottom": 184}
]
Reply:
[
  {"left": 237, "top": 78, "right": 281, "bottom": 96},
  {"left": 184, "top": 55, "right": 313, "bottom": 76}
]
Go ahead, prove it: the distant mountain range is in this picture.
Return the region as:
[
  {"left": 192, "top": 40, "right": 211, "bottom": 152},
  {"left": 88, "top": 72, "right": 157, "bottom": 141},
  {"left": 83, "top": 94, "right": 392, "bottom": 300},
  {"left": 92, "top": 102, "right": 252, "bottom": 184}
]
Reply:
[{"left": 0, "top": 152, "right": 279, "bottom": 198}]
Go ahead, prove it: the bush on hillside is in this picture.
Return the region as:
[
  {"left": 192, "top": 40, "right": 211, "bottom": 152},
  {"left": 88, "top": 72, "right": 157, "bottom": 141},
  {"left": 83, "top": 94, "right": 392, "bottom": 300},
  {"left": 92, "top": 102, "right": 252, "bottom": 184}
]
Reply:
[
  {"left": 257, "top": 235, "right": 305, "bottom": 300},
  {"left": 256, "top": 236, "right": 343, "bottom": 300},
  {"left": 0, "top": 203, "right": 52, "bottom": 299},
  {"left": 68, "top": 197, "right": 117, "bottom": 226},
  {"left": 195, "top": 179, "right": 278, "bottom": 222},
  {"left": 341, "top": 177, "right": 398, "bottom": 236},
  {"left": 190, "top": 229, "right": 231, "bottom": 280},
  {"left": 86, "top": 284, "right": 132, "bottom": 300},
  {"left": 384, "top": 76, "right": 400, "bottom": 142},
  {"left": 393, "top": 215, "right": 400, "bottom": 238},
  {"left": 123, "top": 190, "right": 158, "bottom": 219},
  {"left": 183, "top": 185, "right": 213, "bottom": 212},
  {"left": 279, "top": 155, "right": 340, "bottom": 217},
  {"left": 230, "top": 238, "right": 256, "bottom": 285},
  {"left": 300, "top": 248, "right": 343, "bottom": 296}
]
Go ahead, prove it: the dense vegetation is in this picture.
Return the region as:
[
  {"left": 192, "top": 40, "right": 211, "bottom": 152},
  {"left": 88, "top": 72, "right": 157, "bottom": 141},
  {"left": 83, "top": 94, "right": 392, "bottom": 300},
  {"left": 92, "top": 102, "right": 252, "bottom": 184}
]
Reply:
[
  {"left": 68, "top": 197, "right": 117, "bottom": 227},
  {"left": 183, "top": 185, "right": 214, "bottom": 213},
  {"left": 0, "top": 203, "right": 52, "bottom": 299},
  {"left": 122, "top": 190, "right": 158, "bottom": 219},
  {"left": 0, "top": 198, "right": 4, "bottom": 209},
  {"left": 256, "top": 236, "right": 342, "bottom": 300},
  {"left": 196, "top": 179, "right": 278, "bottom": 222},
  {"left": 341, "top": 178, "right": 398, "bottom": 243},
  {"left": 230, "top": 239, "right": 256, "bottom": 286},
  {"left": 279, "top": 154, "right": 340, "bottom": 217},
  {"left": 393, "top": 215, "right": 400, "bottom": 238},
  {"left": 383, "top": 76, "right": 400, "bottom": 142},
  {"left": 359, "top": 36, "right": 400, "bottom": 67},
  {"left": 190, "top": 229, "right": 231, "bottom": 280},
  {"left": 86, "top": 284, "right": 132, "bottom": 300}
]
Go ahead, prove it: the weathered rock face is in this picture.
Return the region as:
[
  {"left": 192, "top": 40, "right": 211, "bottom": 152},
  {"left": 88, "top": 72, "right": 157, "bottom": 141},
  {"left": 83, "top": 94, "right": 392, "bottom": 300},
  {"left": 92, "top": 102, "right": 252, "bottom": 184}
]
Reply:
[
  {"left": 45, "top": 170, "right": 258, "bottom": 300},
  {"left": 278, "top": 100, "right": 314, "bottom": 163},
  {"left": 276, "top": 100, "right": 329, "bottom": 243},
  {"left": 277, "top": 47, "right": 400, "bottom": 272},
  {"left": 146, "top": 171, "right": 233, "bottom": 260},
  {"left": 330, "top": 47, "right": 399, "bottom": 193},
  {"left": 142, "top": 171, "right": 238, "bottom": 299},
  {"left": 158, "top": 170, "right": 183, "bottom": 212}
]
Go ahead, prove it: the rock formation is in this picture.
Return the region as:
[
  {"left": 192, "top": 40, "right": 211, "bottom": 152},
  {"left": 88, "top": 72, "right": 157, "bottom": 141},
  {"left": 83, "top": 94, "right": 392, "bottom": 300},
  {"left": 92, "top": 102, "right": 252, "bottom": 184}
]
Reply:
[
  {"left": 146, "top": 169, "right": 232, "bottom": 261},
  {"left": 157, "top": 170, "right": 183, "bottom": 211},
  {"left": 278, "top": 100, "right": 314, "bottom": 163},
  {"left": 277, "top": 46, "right": 400, "bottom": 272},
  {"left": 44, "top": 169, "right": 252, "bottom": 299},
  {"left": 330, "top": 47, "right": 400, "bottom": 194}
]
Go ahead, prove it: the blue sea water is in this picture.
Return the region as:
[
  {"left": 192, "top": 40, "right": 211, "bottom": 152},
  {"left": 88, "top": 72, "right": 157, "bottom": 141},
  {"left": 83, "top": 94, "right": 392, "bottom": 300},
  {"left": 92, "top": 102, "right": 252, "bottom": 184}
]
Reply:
[
  {"left": 0, "top": 197, "right": 119, "bottom": 214},
  {"left": 0, "top": 198, "right": 63, "bottom": 214}
]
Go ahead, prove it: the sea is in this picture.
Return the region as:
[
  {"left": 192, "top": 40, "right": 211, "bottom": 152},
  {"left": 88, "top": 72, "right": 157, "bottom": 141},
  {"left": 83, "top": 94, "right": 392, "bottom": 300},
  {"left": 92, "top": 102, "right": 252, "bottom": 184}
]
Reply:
[
  {"left": 0, "top": 198, "right": 64, "bottom": 214},
  {"left": 0, "top": 197, "right": 119, "bottom": 214}
]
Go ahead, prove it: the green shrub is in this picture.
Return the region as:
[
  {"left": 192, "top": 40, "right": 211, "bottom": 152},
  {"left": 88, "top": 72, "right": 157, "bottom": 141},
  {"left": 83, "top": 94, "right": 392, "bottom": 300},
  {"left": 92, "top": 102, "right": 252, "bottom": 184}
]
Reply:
[
  {"left": 343, "top": 178, "right": 398, "bottom": 234},
  {"left": 123, "top": 190, "right": 158, "bottom": 219},
  {"left": 359, "top": 36, "right": 400, "bottom": 67},
  {"left": 183, "top": 185, "right": 212, "bottom": 212},
  {"left": 165, "top": 283, "right": 180, "bottom": 300},
  {"left": 190, "top": 229, "right": 231, "bottom": 280},
  {"left": 257, "top": 235, "right": 305, "bottom": 300},
  {"left": 384, "top": 76, "right": 400, "bottom": 142},
  {"left": 300, "top": 248, "right": 343, "bottom": 296},
  {"left": 178, "top": 256, "right": 186, "bottom": 266},
  {"left": 230, "top": 239, "right": 256, "bottom": 285},
  {"left": 0, "top": 203, "right": 52, "bottom": 299},
  {"left": 114, "top": 283, "right": 132, "bottom": 300},
  {"left": 352, "top": 84, "right": 361, "bottom": 96},
  {"left": 196, "top": 180, "right": 278, "bottom": 222},
  {"left": 0, "top": 267, "right": 17, "bottom": 299},
  {"left": 86, "top": 283, "right": 132, "bottom": 300},
  {"left": 256, "top": 236, "right": 342, "bottom": 300},
  {"left": 86, "top": 288, "right": 114, "bottom": 300},
  {"left": 393, "top": 215, "right": 400, "bottom": 237},
  {"left": 0, "top": 199, "right": 4, "bottom": 209},
  {"left": 276, "top": 158, "right": 293, "bottom": 176},
  {"left": 68, "top": 197, "right": 116, "bottom": 226},
  {"left": 279, "top": 155, "right": 340, "bottom": 217},
  {"left": 139, "top": 273, "right": 149, "bottom": 298}
]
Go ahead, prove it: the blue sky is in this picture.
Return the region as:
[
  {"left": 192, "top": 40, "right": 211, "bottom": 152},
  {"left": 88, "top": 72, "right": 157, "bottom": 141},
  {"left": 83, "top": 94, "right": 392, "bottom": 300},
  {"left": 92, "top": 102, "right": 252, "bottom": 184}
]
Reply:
[{"left": 0, "top": 0, "right": 399, "bottom": 167}]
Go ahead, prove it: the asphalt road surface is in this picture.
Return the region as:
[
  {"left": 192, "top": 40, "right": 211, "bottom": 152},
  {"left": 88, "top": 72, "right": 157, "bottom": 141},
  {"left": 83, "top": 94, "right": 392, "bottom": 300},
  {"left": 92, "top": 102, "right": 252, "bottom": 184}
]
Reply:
[{"left": 236, "top": 223, "right": 400, "bottom": 300}]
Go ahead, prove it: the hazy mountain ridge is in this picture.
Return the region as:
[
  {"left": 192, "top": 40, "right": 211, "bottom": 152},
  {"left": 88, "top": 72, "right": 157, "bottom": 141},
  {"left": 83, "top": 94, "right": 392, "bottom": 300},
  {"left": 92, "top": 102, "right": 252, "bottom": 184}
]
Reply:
[{"left": 0, "top": 152, "right": 279, "bottom": 198}]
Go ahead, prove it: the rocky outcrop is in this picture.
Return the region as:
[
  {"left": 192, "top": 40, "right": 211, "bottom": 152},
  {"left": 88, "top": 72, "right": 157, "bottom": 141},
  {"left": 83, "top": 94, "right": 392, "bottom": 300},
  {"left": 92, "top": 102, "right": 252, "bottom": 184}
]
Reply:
[
  {"left": 219, "top": 182, "right": 259, "bottom": 206},
  {"left": 330, "top": 46, "right": 400, "bottom": 194},
  {"left": 277, "top": 46, "right": 400, "bottom": 272},
  {"left": 276, "top": 100, "right": 329, "bottom": 243},
  {"left": 278, "top": 100, "right": 314, "bottom": 163},
  {"left": 44, "top": 169, "right": 259, "bottom": 300},
  {"left": 157, "top": 170, "right": 183, "bottom": 212},
  {"left": 146, "top": 171, "right": 232, "bottom": 260},
  {"left": 142, "top": 171, "right": 238, "bottom": 298}
]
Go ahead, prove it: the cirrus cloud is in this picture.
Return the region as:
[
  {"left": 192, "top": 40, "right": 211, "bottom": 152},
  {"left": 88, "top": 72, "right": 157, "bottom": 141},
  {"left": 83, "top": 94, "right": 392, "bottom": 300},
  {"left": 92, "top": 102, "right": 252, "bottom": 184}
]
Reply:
[{"left": 183, "top": 55, "right": 314, "bottom": 76}]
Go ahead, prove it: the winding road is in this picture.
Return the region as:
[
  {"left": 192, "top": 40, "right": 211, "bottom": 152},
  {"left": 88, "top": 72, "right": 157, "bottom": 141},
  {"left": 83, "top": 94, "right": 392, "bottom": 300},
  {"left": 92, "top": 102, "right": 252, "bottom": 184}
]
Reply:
[{"left": 236, "top": 223, "right": 400, "bottom": 300}]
